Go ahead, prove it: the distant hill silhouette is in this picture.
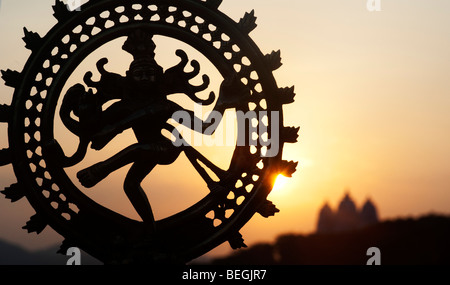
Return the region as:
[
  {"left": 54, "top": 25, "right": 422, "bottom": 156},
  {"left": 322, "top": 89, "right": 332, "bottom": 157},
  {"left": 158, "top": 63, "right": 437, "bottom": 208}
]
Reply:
[
  {"left": 210, "top": 214, "right": 450, "bottom": 265},
  {"left": 0, "top": 240, "right": 101, "bottom": 265}
]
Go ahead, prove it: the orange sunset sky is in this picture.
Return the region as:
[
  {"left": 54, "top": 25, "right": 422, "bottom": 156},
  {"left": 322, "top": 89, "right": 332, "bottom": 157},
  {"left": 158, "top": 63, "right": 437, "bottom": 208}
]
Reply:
[{"left": 1, "top": 0, "right": 450, "bottom": 259}]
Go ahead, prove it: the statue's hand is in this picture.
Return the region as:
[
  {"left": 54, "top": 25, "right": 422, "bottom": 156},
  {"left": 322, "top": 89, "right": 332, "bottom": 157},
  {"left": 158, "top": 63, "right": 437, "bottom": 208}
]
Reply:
[
  {"left": 216, "top": 75, "right": 251, "bottom": 110},
  {"left": 91, "top": 125, "right": 116, "bottom": 150},
  {"left": 162, "top": 50, "right": 215, "bottom": 105}
]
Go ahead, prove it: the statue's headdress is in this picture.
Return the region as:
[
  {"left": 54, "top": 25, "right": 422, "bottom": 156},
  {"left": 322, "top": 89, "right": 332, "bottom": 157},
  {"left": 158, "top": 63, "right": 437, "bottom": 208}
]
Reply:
[{"left": 123, "top": 30, "right": 163, "bottom": 74}]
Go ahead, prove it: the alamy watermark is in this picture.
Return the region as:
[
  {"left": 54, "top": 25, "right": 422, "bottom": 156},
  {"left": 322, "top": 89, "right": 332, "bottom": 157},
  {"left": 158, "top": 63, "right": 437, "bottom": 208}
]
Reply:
[
  {"left": 66, "top": 0, "right": 82, "bottom": 12},
  {"left": 66, "top": 247, "right": 81, "bottom": 265},
  {"left": 65, "top": 1, "right": 381, "bottom": 13},
  {"left": 366, "top": 247, "right": 381, "bottom": 265},
  {"left": 171, "top": 105, "right": 281, "bottom": 158},
  {"left": 367, "top": 0, "right": 382, "bottom": 12},
  {"left": 65, "top": 246, "right": 382, "bottom": 265}
]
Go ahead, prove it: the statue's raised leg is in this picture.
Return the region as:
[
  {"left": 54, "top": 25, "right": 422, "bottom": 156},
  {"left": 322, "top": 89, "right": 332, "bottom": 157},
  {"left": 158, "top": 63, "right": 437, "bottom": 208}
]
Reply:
[{"left": 77, "top": 143, "right": 156, "bottom": 188}]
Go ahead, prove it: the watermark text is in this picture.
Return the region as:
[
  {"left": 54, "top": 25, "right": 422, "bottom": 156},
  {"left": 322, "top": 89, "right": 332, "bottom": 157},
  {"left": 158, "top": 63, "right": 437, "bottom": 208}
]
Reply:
[
  {"left": 171, "top": 105, "right": 280, "bottom": 158},
  {"left": 366, "top": 247, "right": 381, "bottom": 265},
  {"left": 367, "top": 0, "right": 382, "bottom": 12},
  {"left": 66, "top": 247, "right": 81, "bottom": 265},
  {"left": 66, "top": 0, "right": 82, "bottom": 12}
]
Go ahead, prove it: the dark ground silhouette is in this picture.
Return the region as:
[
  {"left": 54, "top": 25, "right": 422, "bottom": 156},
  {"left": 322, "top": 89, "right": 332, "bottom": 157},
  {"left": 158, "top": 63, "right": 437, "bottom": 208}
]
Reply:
[
  {"left": 209, "top": 214, "right": 450, "bottom": 265},
  {"left": 0, "top": 241, "right": 101, "bottom": 265},
  {"left": 1, "top": 214, "right": 448, "bottom": 265}
]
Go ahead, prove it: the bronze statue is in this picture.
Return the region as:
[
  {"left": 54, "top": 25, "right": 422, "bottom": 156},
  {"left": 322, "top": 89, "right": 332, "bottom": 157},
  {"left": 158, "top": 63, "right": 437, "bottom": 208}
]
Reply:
[{"left": 61, "top": 30, "right": 248, "bottom": 235}]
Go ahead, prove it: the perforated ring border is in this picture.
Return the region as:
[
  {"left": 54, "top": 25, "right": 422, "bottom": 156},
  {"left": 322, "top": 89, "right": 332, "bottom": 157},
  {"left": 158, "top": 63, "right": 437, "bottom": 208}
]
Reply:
[{"left": 8, "top": 0, "right": 285, "bottom": 263}]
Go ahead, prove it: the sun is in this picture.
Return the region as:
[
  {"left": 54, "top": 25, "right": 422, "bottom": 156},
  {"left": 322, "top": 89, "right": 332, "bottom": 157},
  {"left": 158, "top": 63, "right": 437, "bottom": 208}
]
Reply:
[{"left": 272, "top": 174, "right": 290, "bottom": 192}]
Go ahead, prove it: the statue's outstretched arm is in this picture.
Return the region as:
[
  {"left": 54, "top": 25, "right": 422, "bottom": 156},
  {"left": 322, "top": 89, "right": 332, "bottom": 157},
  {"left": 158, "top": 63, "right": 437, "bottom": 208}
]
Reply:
[
  {"left": 172, "top": 75, "right": 251, "bottom": 136},
  {"left": 90, "top": 102, "right": 177, "bottom": 150}
]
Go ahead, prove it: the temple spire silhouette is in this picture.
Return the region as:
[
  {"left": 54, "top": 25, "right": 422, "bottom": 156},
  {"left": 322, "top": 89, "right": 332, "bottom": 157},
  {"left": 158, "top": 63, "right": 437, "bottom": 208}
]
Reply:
[{"left": 317, "top": 191, "right": 379, "bottom": 233}]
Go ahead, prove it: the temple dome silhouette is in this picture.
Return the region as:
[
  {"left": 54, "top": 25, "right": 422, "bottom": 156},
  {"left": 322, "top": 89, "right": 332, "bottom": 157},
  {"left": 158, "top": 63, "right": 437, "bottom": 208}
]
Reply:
[
  {"left": 316, "top": 192, "right": 379, "bottom": 233},
  {"left": 317, "top": 202, "right": 334, "bottom": 233},
  {"left": 360, "top": 198, "right": 379, "bottom": 226},
  {"left": 338, "top": 192, "right": 357, "bottom": 214}
]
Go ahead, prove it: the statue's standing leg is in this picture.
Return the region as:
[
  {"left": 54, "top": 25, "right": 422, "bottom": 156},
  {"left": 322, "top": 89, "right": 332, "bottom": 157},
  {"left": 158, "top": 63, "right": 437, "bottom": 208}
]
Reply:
[
  {"left": 77, "top": 143, "right": 180, "bottom": 234},
  {"left": 124, "top": 161, "right": 157, "bottom": 235}
]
